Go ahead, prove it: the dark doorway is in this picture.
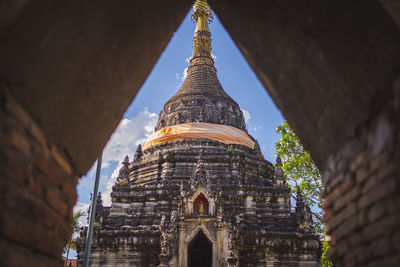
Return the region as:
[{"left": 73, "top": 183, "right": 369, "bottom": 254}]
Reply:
[{"left": 188, "top": 230, "right": 212, "bottom": 267}]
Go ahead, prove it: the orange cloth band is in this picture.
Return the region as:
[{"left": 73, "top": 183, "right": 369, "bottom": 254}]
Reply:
[{"left": 143, "top": 123, "right": 255, "bottom": 150}]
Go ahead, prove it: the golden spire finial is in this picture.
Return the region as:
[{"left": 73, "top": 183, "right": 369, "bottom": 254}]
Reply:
[
  {"left": 188, "top": 0, "right": 215, "bottom": 72},
  {"left": 191, "top": 0, "right": 214, "bottom": 24},
  {"left": 195, "top": 13, "right": 210, "bottom": 33}
]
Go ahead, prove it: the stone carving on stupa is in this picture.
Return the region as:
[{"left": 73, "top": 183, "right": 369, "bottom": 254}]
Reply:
[
  {"left": 116, "top": 155, "right": 129, "bottom": 184},
  {"left": 158, "top": 214, "right": 176, "bottom": 267},
  {"left": 274, "top": 156, "right": 287, "bottom": 185},
  {"left": 296, "top": 188, "right": 314, "bottom": 232}
]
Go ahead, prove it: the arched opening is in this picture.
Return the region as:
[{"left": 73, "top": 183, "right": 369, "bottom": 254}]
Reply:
[
  {"left": 188, "top": 230, "right": 212, "bottom": 267},
  {"left": 193, "top": 193, "right": 209, "bottom": 215}
]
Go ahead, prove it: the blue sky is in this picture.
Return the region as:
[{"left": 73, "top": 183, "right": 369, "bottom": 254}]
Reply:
[{"left": 71, "top": 10, "right": 284, "bottom": 258}]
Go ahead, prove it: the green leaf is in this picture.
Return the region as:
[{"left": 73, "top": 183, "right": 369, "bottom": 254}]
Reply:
[{"left": 274, "top": 121, "right": 324, "bottom": 232}]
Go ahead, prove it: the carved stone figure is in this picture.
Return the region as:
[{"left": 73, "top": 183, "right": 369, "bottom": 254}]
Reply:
[
  {"left": 199, "top": 201, "right": 204, "bottom": 214},
  {"left": 296, "top": 188, "right": 313, "bottom": 231}
]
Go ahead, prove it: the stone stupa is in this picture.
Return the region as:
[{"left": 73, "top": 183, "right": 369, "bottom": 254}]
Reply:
[{"left": 77, "top": 1, "right": 321, "bottom": 266}]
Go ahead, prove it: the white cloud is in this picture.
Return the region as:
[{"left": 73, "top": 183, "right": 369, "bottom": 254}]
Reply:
[
  {"left": 176, "top": 67, "right": 189, "bottom": 83},
  {"left": 102, "top": 166, "right": 121, "bottom": 207},
  {"left": 102, "top": 107, "right": 157, "bottom": 168},
  {"left": 80, "top": 108, "right": 158, "bottom": 207},
  {"left": 241, "top": 108, "right": 251, "bottom": 124},
  {"left": 73, "top": 201, "right": 89, "bottom": 214},
  {"left": 73, "top": 202, "right": 89, "bottom": 228},
  {"left": 182, "top": 67, "right": 188, "bottom": 81},
  {"left": 101, "top": 108, "right": 158, "bottom": 205},
  {"left": 240, "top": 108, "right": 261, "bottom": 133},
  {"left": 211, "top": 53, "right": 217, "bottom": 61},
  {"left": 175, "top": 56, "right": 192, "bottom": 84}
]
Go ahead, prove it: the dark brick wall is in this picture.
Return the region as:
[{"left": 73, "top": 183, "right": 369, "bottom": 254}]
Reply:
[
  {"left": 323, "top": 102, "right": 400, "bottom": 265},
  {"left": 0, "top": 87, "right": 79, "bottom": 267}
]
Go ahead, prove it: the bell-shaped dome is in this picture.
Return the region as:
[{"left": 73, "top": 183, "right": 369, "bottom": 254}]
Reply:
[{"left": 155, "top": 13, "right": 247, "bottom": 132}]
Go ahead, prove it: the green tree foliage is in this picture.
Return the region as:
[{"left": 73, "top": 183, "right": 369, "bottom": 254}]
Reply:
[
  {"left": 274, "top": 121, "right": 323, "bottom": 231},
  {"left": 275, "top": 121, "right": 332, "bottom": 266},
  {"left": 64, "top": 210, "right": 85, "bottom": 266},
  {"left": 321, "top": 236, "right": 333, "bottom": 267}
]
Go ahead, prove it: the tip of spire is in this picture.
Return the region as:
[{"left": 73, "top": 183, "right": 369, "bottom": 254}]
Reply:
[
  {"left": 188, "top": 0, "right": 215, "bottom": 72},
  {"left": 191, "top": 0, "right": 214, "bottom": 24}
]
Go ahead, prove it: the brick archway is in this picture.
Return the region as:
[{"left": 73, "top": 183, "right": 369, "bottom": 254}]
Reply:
[{"left": 0, "top": 1, "right": 399, "bottom": 266}]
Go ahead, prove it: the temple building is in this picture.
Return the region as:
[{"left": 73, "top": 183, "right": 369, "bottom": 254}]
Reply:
[{"left": 77, "top": 2, "right": 321, "bottom": 266}]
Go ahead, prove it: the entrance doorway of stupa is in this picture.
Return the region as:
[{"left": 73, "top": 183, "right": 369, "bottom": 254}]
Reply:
[{"left": 188, "top": 230, "right": 213, "bottom": 267}]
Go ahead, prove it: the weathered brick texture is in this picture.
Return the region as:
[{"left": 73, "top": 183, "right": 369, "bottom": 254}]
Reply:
[
  {"left": 323, "top": 110, "right": 400, "bottom": 266},
  {"left": 0, "top": 87, "right": 79, "bottom": 267}
]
